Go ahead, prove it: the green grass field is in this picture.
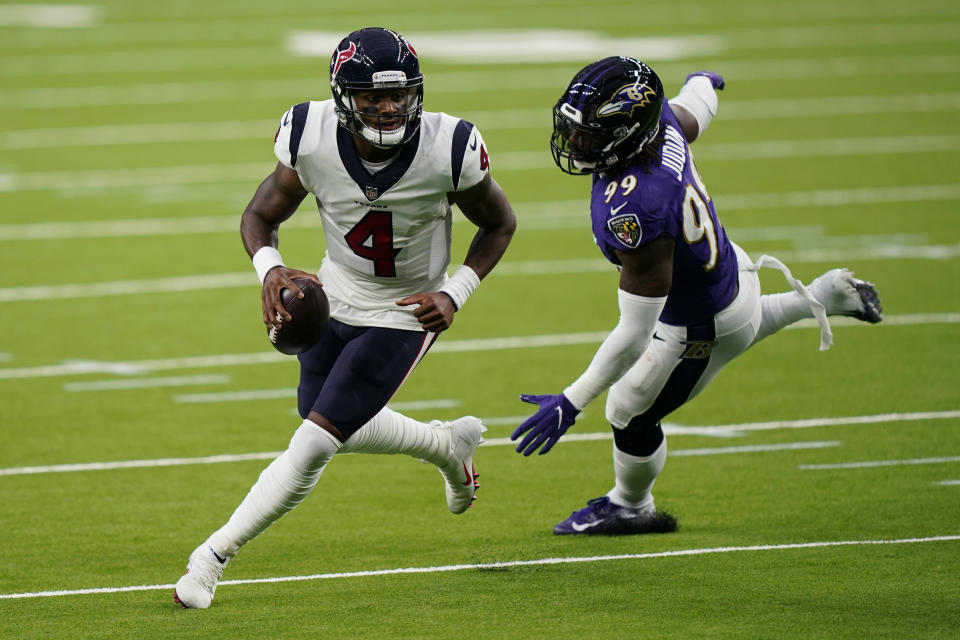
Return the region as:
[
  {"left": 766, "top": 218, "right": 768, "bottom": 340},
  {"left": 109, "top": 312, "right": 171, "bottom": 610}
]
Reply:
[{"left": 1, "top": 1, "right": 959, "bottom": 637}]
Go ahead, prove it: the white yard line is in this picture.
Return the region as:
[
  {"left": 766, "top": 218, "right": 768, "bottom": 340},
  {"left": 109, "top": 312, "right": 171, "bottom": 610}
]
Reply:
[
  {"left": 483, "top": 437, "right": 842, "bottom": 454},
  {"left": 0, "top": 439, "right": 837, "bottom": 477},
  {"left": 63, "top": 374, "right": 230, "bottom": 392},
  {"left": 0, "top": 442, "right": 842, "bottom": 477},
  {"left": 0, "top": 1, "right": 956, "bottom": 48},
  {"left": 2, "top": 134, "right": 958, "bottom": 194},
  {"left": 0, "top": 4, "right": 100, "bottom": 28},
  {"left": 492, "top": 135, "right": 960, "bottom": 172},
  {"left": 936, "top": 480, "right": 960, "bottom": 486},
  {"left": 3, "top": 410, "right": 957, "bottom": 476},
  {"left": 800, "top": 456, "right": 960, "bottom": 470},
  {"left": 8, "top": 21, "right": 959, "bottom": 77},
  {"left": 0, "top": 321, "right": 958, "bottom": 380},
  {"left": 2, "top": 55, "right": 957, "bottom": 110},
  {"left": 172, "top": 390, "right": 459, "bottom": 409},
  {"left": 674, "top": 410, "right": 960, "bottom": 435},
  {"left": 288, "top": 31, "right": 722, "bottom": 63},
  {"left": 1, "top": 535, "right": 956, "bottom": 600},
  {"left": 3, "top": 184, "right": 957, "bottom": 240},
  {"left": 7, "top": 93, "right": 960, "bottom": 149},
  {"left": 483, "top": 416, "right": 746, "bottom": 438},
  {"left": 2, "top": 250, "right": 960, "bottom": 301}
]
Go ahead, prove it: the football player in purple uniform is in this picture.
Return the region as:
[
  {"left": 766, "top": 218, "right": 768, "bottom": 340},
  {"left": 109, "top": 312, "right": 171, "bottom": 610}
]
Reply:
[
  {"left": 512, "top": 57, "right": 882, "bottom": 536},
  {"left": 173, "top": 28, "right": 516, "bottom": 608}
]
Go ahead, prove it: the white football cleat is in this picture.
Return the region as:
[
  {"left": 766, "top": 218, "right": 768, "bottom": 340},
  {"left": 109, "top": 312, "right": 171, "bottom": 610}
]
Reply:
[
  {"left": 808, "top": 268, "right": 883, "bottom": 323},
  {"left": 436, "top": 416, "right": 485, "bottom": 514},
  {"left": 174, "top": 544, "right": 229, "bottom": 609}
]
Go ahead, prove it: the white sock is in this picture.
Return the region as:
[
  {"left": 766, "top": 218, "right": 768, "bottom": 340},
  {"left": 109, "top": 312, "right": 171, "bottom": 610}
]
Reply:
[
  {"left": 338, "top": 407, "right": 450, "bottom": 466},
  {"left": 606, "top": 439, "right": 667, "bottom": 511},
  {"left": 754, "top": 291, "right": 814, "bottom": 343},
  {"left": 208, "top": 420, "right": 341, "bottom": 557}
]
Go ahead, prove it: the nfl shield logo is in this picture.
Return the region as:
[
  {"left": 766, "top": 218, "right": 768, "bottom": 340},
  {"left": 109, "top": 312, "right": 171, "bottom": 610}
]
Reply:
[
  {"left": 608, "top": 213, "right": 642, "bottom": 248},
  {"left": 365, "top": 185, "right": 379, "bottom": 201}
]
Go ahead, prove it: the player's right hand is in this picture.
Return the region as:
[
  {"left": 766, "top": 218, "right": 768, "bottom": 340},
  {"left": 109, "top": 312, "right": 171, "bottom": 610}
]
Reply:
[{"left": 261, "top": 267, "right": 321, "bottom": 329}]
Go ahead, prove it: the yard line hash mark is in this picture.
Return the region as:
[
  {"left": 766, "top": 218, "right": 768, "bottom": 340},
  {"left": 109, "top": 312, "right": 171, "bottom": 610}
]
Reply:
[
  {"left": 800, "top": 456, "right": 960, "bottom": 470},
  {"left": 1, "top": 535, "right": 957, "bottom": 600}
]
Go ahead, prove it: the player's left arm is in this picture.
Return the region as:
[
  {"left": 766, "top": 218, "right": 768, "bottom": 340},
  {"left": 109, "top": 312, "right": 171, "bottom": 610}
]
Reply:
[
  {"left": 669, "top": 71, "right": 724, "bottom": 143},
  {"left": 449, "top": 173, "right": 517, "bottom": 280},
  {"left": 396, "top": 174, "right": 516, "bottom": 332}
]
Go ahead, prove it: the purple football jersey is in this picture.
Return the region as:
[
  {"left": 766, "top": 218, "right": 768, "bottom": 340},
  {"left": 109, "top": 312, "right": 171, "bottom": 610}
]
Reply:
[{"left": 589, "top": 102, "right": 738, "bottom": 325}]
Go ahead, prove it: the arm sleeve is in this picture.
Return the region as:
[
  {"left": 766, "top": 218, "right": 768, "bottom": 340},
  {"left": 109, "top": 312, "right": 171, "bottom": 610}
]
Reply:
[
  {"left": 562, "top": 289, "right": 666, "bottom": 410},
  {"left": 668, "top": 76, "right": 719, "bottom": 136}
]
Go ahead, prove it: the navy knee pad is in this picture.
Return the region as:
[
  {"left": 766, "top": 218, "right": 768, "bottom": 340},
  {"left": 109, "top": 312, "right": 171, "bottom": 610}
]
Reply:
[{"left": 613, "top": 418, "right": 664, "bottom": 457}]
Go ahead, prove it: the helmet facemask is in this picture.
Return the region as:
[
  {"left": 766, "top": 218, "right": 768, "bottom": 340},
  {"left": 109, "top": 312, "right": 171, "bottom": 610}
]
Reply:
[
  {"left": 334, "top": 73, "right": 423, "bottom": 148},
  {"left": 551, "top": 105, "right": 660, "bottom": 175}
]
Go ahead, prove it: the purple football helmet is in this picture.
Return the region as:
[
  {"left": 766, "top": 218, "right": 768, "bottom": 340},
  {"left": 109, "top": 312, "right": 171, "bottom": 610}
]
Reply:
[{"left": 551, "top": 56, "right": 664, "bottom": 175}]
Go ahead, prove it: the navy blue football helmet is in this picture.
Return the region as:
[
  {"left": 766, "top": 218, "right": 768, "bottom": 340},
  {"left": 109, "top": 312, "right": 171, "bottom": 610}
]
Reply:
[
  {"left": 551, "top": 57, "right": 664, "bottom": 175},
  {"left": 330, "top": 27, "right": 424, "bottom": 148}
]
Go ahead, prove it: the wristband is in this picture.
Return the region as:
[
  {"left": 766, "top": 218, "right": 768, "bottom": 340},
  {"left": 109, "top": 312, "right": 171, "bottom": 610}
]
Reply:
[
  {"left": 438, "top": 265, "right": 480, "bottom": 311},
  {"left": 252, "top": 246, "right": 285, "bottom": 284}
]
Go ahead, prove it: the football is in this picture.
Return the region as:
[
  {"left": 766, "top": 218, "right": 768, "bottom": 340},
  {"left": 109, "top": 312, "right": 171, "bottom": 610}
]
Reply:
[{"left": 267, "top": 278, "right": 329, "bottom": 355}]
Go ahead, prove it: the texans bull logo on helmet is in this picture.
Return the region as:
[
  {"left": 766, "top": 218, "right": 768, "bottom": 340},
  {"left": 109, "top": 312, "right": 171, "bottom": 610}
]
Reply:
[
  {"left": 331, "top": 41, "right": 357, "bottom": 77},
  {"left": 596, "top": 83, "right": 659, "bottom": 118}
]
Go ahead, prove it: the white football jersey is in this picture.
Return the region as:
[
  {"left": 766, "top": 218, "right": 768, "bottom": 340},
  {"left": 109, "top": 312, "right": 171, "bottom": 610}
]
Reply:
[{"left": 273, "top": 99, "right": 490, "bottom": 331}]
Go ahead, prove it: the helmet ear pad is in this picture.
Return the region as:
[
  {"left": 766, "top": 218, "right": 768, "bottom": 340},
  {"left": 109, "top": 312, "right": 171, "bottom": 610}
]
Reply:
[
  {"left": 550, "top": 56, "right": 664, "bottom": 175},
  {"left": 329, "top": 27, "right": 424, "bottom": 147}
]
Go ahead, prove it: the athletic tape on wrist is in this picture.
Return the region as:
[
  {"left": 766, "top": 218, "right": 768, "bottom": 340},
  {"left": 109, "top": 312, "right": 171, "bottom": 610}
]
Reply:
[
  {"left": 438, "top": 265, "right": 480, "bottom": 310},
  {"left": 252, "top": 246, "right": 285, "bottom": 284}
]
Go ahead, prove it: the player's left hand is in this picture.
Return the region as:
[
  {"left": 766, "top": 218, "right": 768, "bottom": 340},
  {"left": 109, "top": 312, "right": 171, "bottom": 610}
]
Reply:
[
  {"left": 511, "top": 393, "right": 580, "bottom": 456},
  {"left": 685, "top": 70, "right": 725, "bottom": 90},
  {"left": 396, "top": 291, "right": 456, "bottom": 332}
]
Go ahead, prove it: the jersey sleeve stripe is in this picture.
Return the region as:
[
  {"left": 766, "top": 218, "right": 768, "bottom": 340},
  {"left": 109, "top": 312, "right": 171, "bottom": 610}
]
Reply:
[
  {"left": 288, "top": 102, "right": 310, "bottom": 168},
  {"left": 450, "top": 119, "right": 474, "bottom": 191}
]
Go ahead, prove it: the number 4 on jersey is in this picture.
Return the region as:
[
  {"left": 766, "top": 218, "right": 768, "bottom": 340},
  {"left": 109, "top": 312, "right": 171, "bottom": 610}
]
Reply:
[{"left": 345, "top": 210, "right": 401, "bottom": 277}]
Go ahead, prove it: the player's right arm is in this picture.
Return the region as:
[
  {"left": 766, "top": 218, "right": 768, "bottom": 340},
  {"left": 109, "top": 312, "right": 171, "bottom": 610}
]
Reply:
[
  {"left": 512, "top": 238, "right": 672, "bottom": 456},
  {"left": 240, "top": 162, "right": 319, "bottom": 329}
]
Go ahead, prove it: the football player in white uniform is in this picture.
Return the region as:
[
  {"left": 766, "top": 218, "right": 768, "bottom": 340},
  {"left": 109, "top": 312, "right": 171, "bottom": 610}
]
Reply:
[{"left": 174, "top": 27, "right": 516, "bottom": 609}]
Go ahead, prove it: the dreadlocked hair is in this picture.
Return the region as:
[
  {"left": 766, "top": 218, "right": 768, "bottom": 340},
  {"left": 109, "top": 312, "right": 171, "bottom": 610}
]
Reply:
[
  {"left": 600, "top": 126, "right": 668, "bottom": 178},
  {"left": 633, "top": 126, "right": 667, "bottom": 173}
]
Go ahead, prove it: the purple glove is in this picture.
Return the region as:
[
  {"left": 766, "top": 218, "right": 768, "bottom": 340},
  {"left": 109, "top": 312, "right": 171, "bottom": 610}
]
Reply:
[
  {"left": 511, "top": 393, "right": 580, "bottom": 456},
  {"left": 685, "top": 71, "right": 725, "bottom": 90}
]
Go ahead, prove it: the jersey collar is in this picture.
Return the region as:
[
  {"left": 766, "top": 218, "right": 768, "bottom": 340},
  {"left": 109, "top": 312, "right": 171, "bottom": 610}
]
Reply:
[{"left": 336, "top": 125, "right": 421, "bottom": 202}]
